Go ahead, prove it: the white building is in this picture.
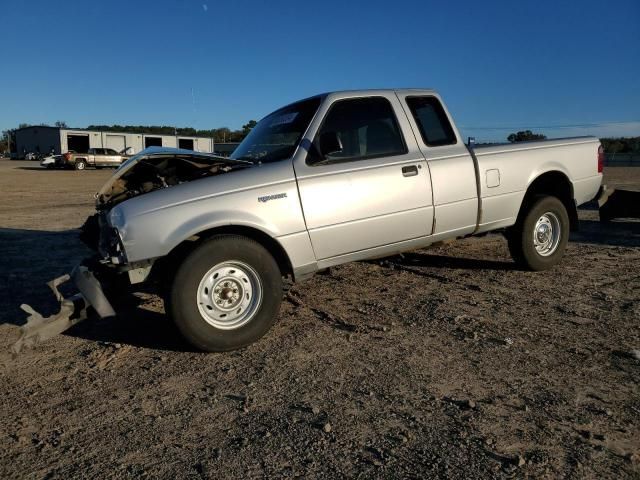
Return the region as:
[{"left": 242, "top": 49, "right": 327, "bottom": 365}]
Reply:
[{"left": 14, "top": 126, "right": 216, "bottom": 156}]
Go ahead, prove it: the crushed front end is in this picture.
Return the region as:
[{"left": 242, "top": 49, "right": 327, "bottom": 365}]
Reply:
[{"left": 14, "top": 148, "right": 249, "bottom": 353}]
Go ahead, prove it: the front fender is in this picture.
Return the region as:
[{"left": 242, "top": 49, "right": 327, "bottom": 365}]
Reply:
[
  {"left": 163, "top": 210, "right": 282, "bottom": 255},
  {"left": 119, "top": 183, "right": 306, "bottom": 263}
]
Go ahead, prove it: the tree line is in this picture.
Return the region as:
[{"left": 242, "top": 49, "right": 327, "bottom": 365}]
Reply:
[
  {"left": 506, "top": 131, "right": 639, "bottom": 153},
  {"left": 599, "top": 136, "right": 640, "bottom": 154},
  {"left": 1, "top": 120, "right": 258, "bottom": 152},
  {"left": 506, "top": 130, "right": 640, "bottom": 153},
  {"left": 84, "top": 120, "right": 257, "bottom": 143}
]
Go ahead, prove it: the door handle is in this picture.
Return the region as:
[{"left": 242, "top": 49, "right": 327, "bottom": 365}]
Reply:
[{"left": 402, "top": 165, "right": 418, "bottom": 177}]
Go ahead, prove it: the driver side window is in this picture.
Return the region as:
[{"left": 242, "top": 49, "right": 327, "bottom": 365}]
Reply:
[{"left": 310, "top": 97, "right": 406, "bottom": 164}]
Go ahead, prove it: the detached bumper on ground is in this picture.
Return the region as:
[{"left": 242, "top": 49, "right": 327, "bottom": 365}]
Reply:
[{"left": 13, "top": 265, "right": 115, "bottom": 354}]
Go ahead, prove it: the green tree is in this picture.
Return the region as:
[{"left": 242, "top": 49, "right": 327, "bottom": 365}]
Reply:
[
  {"left": 600, "top": 137, "right": 640, "bottom": 153},
  {"left": 507, "top": 130, "right": 547, "bottom": 143},
  {"left": 215, "top": 127, "right": 232, "bottom": 143},
  {"left": 0, "top": 130, "right": 9, "bottom": 153},
  {"left": 55, "top": 121, "right": 68, "bottom": 128},
  {"left": 242, "top": 120, "right": 257, "bottom": 135}
]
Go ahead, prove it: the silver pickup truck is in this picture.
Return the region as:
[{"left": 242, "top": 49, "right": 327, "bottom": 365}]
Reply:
[{"left": 21, "top": 89, "right": 603, "bottom": 353}]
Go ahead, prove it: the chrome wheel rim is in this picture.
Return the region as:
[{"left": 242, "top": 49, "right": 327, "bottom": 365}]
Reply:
[
  {"left": 77, "top": 162, "right": 85, "bottom": 170},
  {"left": 196, "top": 261, "right": 262, "bottom": 330},
  {"left": 533, "top": 212, "right": 561, "bottom": 256}
]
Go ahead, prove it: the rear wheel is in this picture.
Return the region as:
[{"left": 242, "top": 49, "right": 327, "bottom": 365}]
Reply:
[
  {"left": 507, "top": 195, "right": 570, "bottom": 271},
  {"left": 75, "top": 159, "right": 86, "bottom": 170},
  {"left": 169, "top": 235, "right": 282, "bottom": 352}
]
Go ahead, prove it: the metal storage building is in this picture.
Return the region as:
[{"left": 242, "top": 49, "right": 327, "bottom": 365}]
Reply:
[{"left": 13, "top": 126, "right": 223, "bottom": 157}]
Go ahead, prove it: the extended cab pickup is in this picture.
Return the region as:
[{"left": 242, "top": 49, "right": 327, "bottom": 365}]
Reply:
[
  {"left": 74, "top": 89, "right": 603, "bottom": 351},
  {"left": 61, "top": 148, "right": 129, "bottom": 170}
]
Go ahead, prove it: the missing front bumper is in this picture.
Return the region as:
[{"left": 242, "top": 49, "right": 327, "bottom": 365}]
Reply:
[{"left": 12, "top": 265, "right": 116, "bottom": 354}]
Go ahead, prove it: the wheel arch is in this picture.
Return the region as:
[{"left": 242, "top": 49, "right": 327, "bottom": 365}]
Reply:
[
  {"left": 517, "top": 170, "right": 578, "bottom": 231},
  {"left": 151, "top": 224, "right": 295, "bottom": 287}
]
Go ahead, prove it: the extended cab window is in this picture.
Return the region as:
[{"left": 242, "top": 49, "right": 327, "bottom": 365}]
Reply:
[
  {"left": 311, "top": 97, "right": 406, "bottom": 164},
  {"left": 406, "top": 96, "right": 457, "bottom": 147}
]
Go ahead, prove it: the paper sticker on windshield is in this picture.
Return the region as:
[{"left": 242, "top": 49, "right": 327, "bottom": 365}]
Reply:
[{"left": 269, "top": 112, "right": 298, "bottom": 127}]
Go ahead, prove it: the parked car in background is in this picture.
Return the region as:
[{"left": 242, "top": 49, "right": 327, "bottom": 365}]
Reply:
[
  {"left": 60, "top": 148, "right": 131, "bottom": 170},
  {"left": 41, "top": 154, "right": 60, "bottom": 169}
]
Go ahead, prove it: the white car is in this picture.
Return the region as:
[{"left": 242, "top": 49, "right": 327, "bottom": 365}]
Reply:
[{"left": 40, "top": 155, "right": 60, "bottom": 169}]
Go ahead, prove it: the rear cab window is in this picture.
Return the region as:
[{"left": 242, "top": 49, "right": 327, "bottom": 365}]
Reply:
[{"left": 405, "top": 96, "right": 457, "bottom": 147}]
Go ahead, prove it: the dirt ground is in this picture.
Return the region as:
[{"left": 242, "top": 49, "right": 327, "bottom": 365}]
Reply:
[{"left": 0, "top": 160, "right": 638, "bottom": 479}]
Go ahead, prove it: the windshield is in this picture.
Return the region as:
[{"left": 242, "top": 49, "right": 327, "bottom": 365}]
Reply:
[{"left": 231, "top": 96, "right": 322, "bottom": 163}]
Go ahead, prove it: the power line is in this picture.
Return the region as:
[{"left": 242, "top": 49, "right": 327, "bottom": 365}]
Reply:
[{"left": 459, "top": 121, "right": 640, "bottom": 131}]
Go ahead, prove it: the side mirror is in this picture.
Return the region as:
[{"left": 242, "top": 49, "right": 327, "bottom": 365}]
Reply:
[{"left": 319, "top": 131, "right": 343, "bottom": 157}]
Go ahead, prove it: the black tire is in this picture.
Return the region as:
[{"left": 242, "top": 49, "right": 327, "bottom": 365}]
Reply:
[
  {"left": 507, "top": 195, "right": 570, "bottom": 271},
  {"left": 169, "top": 235, "right": 282, "bottom": 352},
  {"left": 75, "top": 159, "right": 87, "bottom": 170}
]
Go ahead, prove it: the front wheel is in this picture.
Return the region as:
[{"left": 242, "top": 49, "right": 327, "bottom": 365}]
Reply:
[
  {"left": 507, "top": 195, "right": 570, "bottom": 271},
  {"left": 169, "top": 235, "right": 283, "bottom": 352},
  {"left": 75, "top": 159, "right": 86, "bottom": 170}
]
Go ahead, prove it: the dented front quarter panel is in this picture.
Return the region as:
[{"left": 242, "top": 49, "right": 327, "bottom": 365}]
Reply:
[{"left": 107, "top": 159, "right": 312, "bottom": 266}]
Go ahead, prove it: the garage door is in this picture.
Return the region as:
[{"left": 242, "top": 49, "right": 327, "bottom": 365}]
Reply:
[
  {"left": 67, "top": 134, "right": 90, "bottom": 153},
  {"left": 178, "top": 138, "right": 194, "bottom": 150},
  {"left": 106, "top": 135, "right": 126, "bottom": 152}
]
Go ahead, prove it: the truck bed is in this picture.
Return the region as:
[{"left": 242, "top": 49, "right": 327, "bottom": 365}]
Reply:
[{"left": 471, "top": 136, "right": 602, "bottom": 233}]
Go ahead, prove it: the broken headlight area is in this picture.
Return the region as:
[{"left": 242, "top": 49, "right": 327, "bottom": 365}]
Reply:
[{"left": 80, "top": 212, "right": 127, "bottom": 264}]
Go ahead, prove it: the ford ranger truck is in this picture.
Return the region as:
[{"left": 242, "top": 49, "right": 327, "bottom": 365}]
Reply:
[{"left": 24, "top": 90, "right": 604, "bottom": 352}]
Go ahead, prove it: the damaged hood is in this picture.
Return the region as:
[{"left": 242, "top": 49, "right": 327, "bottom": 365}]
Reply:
[{"left": 96, "top": 147, "right": 252, "bottom": 209}]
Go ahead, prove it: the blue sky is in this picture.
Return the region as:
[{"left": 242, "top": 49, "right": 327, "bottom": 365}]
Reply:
[{"left": 1, "top": 0, "right": 639, "bottom": 141}]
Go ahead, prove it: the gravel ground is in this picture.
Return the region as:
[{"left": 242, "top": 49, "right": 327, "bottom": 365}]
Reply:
[{"left": 0, "top": 160, "right": 639, "bottom": 479}]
